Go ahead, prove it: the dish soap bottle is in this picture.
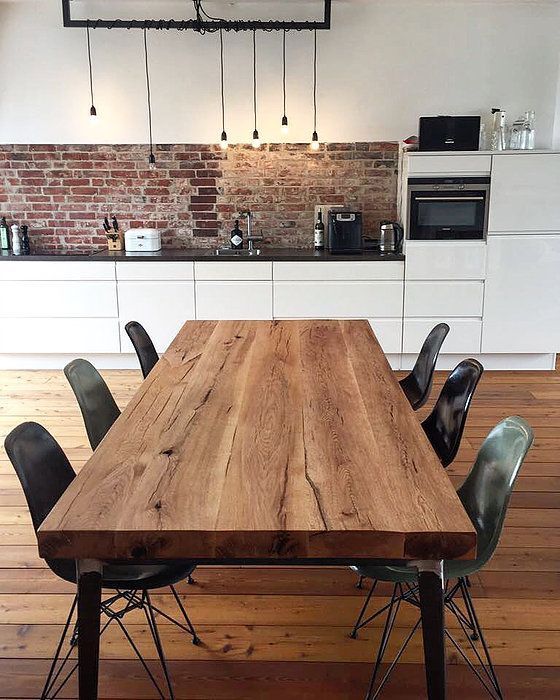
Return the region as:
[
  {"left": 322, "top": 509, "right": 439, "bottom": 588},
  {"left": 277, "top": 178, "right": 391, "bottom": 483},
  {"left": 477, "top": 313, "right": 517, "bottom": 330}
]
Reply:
[
  {"left": 0, "top": 217, "right": 9, "bottom": 250},
  {"left": 10, "top": 224, "right": 21, "bottom": 255},
  {"left": 20, "top": 225, "right": 30, "bottom": 255},
  {"left": 314, "top": 211, "right": 325, "bottom": 251},
  {"left": 230, "top": 220, "right": 243, "bottom": 250}
]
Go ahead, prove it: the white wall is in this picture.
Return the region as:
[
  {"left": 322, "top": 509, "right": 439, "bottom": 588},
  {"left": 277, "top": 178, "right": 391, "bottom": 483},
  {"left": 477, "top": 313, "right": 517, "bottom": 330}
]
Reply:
[{"left": 1, "top": 0, "right": 559, "bottom": 146}]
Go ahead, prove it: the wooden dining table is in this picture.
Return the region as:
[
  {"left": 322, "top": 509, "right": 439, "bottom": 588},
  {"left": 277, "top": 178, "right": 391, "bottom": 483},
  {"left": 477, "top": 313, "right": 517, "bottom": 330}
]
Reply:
[{"left": 39, "top": 319, "right": 476, "bottom": 700}]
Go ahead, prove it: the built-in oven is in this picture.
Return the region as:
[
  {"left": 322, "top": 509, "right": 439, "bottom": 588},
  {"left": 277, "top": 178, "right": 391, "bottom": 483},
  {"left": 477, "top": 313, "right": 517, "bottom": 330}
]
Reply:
[{"left": 407, "top": 177, "right": 491, "bottom": 240}]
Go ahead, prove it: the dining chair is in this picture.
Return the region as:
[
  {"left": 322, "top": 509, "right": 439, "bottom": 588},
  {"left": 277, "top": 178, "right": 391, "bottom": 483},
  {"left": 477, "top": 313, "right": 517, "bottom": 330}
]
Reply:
[
  {"left": 4, "top": 421, "right": 199, "bottom": 700},
  {"left": 64, "top": 358, "right": 121, "bottom": 450},
  {"left": 125, "top": 320, "right": 160, "bottom": 379},
  {"left": 422, "top": 358, "right": 484, "bottom": 468},
  {"left": 351, "top": 416, "right": 533, "bottom": 700},
  {"left": 399, "top": 323, "right": 450, "bottom": 411}
]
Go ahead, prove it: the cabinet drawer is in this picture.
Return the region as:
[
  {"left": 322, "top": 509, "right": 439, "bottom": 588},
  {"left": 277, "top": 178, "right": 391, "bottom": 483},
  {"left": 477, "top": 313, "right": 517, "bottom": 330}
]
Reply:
[
  {"left": 0, "top": 318, "right": 120, "bottom": 353},
  {"left": 405, "top": 242, "right": 486, "bottom": 280},
  {"left": 116, "top": 262, "right": 194, "bottom": 281},
  {"left": 368, "top": 319, "right": 403, "bottom": 354},
  {"left": 405, "top": 281, "right": 483, "bottom": 317},
  {"left": 0, "top": 281, "right": 118, "bottom": 318},
  {"left": 195, "top": 261, "right": 272, "bottom": 281},
  {"left": 196, "top": 282, "right": 273, "bottom": 320},
  {"left": 403, "top": 319, "right": 482, "bottom": 354},
  {"left": 407, "top": 155, "right": 491, "bottom": 176},
  {"left": 118, "top": 281, "right": 195, "bottom": 352},
  {"left": 274, "top": 281, "right": 403, "bottom": 318},
  {"left": 0, "top": 261, "right": 115, "bottom": 281},
  {"left": 274, "top": 261, "right": 404, "bottom": 281}
]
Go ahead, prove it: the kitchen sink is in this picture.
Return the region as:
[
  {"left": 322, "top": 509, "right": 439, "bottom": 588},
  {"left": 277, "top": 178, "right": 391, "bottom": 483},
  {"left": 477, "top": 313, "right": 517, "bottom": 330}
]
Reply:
[{"left": 215, "top": 248, "right": 261, "bottom": 256}]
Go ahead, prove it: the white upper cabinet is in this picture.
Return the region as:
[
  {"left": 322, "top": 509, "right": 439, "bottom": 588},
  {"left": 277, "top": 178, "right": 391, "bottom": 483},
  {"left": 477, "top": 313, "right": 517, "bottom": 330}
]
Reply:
[
  {"left": 482, "top": 234, "right": 560, "bottom": 353},
  {"left": 489, "top": 154, "right": 560, "bottom": 232}
]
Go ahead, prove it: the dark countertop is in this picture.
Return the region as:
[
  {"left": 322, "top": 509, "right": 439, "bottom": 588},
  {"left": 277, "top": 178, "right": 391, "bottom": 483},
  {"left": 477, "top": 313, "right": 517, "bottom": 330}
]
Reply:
[{"left": 1, "top": 248, "right": 405, "bottom": 262}]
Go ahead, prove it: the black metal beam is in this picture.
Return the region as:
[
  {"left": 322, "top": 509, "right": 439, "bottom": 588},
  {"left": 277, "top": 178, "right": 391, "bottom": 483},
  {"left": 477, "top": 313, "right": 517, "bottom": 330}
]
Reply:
[{"left": 61, "top": 0, "right": 331, "bottom": 31}]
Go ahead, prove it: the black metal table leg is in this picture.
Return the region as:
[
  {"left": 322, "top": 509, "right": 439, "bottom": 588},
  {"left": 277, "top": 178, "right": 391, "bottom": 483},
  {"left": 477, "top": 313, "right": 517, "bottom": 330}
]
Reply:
[
  {"left": 77, "top": 560, "right": 102, "bottom": 700},
  {"left": 418, "top": 561, "right": 446, "bottom": 700}
]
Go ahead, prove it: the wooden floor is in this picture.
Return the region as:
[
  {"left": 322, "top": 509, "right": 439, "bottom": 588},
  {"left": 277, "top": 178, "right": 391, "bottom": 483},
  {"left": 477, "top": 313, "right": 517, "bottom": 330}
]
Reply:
[{"left": 0, "top": 366, "right": 559, "bottom": 698}]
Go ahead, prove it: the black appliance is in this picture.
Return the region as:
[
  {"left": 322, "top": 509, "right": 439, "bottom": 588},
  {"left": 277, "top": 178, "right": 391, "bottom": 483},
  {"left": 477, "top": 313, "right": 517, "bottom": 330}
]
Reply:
[
  {"left": 408, "top": 177, "right": 490, "bottom": 241},
  {"left": 328, "top": 210, "right": 363, "bottom": 254},
  {"left": 419, "top": 116, "right": 481, "bottom": 152}
]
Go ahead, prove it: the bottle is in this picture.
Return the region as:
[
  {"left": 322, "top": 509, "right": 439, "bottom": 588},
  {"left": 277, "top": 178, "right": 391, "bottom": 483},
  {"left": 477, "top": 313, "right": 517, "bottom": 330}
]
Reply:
[
  {"left": 491, "top": 108, "right": 507, "bottom": 151},
  {"left": 230, "top": 219, "right": 243, "bottom": 250},
  {"left": 20, "top": 225, "right": 30, "bottom": 255},
  {"left": 10, "top": 224, "right": 21, "bottom": 255},
  {"left": 314, "top": 211, "right": 325, "bottom": 251},
  {"left": 0, "top": 217, "right": 9, "bottom": 251},
  {"left": 521, "top": 110, "right": 536, "bottom": 150}
]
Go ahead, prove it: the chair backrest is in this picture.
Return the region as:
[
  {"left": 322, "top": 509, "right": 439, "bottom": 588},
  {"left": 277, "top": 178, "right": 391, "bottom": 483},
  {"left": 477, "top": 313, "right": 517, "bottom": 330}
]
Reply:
[
  {"left": 422, "top": 358, "right": 484, "bottom": 467},
  {"left": 400, "top": 323, "right": 450, "bottom": 411},
  {"left": 458, "top": 416, "right": 533, "bottom": 569},
  {"left": 125, "top": 321, "right": 159, "bottom": 379},
  {"left": 64, "top": 359, "right": 121, "bottom": 450}
]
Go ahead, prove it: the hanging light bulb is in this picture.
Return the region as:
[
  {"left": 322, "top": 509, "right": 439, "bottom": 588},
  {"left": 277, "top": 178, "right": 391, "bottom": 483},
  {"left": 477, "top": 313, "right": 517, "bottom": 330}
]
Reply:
[
  {"left": 251, "top": 30, "right": 261, "bottom": 148},
  {"left": 280, "top": 30, "right": 289, "bottom": 136},
  {"left": 218, "top": 30, "right": 228, "bottom": 150},
  {"left": 143, "top": 27, "right": 156, "bottom": 168},
  {"left": 310, "top": 29, "right": 320, "bottom": 150},
  {"left": 86, "top": 22, "right": 98, "bottom": 123}
]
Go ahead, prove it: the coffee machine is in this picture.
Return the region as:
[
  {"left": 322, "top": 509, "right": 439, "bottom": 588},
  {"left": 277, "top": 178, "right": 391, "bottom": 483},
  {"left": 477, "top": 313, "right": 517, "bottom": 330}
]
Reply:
[{"left": 327, "top": 211, "right": 363, "bottom": 254}]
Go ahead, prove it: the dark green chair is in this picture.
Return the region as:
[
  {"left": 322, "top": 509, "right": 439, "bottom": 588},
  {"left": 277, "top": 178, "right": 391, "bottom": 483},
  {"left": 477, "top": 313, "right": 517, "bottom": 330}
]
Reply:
[{"left": 351, "top": 416, "right": 534, "bottom": 700}]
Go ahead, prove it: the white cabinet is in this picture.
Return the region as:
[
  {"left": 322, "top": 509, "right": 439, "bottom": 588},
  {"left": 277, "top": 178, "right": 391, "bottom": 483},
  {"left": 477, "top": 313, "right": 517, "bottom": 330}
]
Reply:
[
  {"left": 116, "top": 261, "right": 194, "bottom": 281},
  {"left": 0, "top": 261, "right": 115, "bottom": 281},
  {"left": 0, "top": 318, "right": 120, "bottom": 354},
  {"left": 196, "top": 281, "right": 273, "bottom": 320},
  {"left": 118, "top": 281, "right": 195, "bottom": 352},
  {"left": 195, "top": 261, "right": 272, "bottom": 281},
  {"left": 405, "top": 281, "right": 484, "bottom": 317},
  {"left": 482, "top": 234, "right": 560, "bottom": 352},
  {"left": 274, "top": 281, "right": 403, "bottom": 318},
  {"left": 489, "top": 154, "right": 560, "bottom": 232},
  {"left": 405, "top": 242, "right": 486, "bottom": 280},
  {"left": 404, "top": 319, "right": 482, "bottom": 354},
  {"left": 407, "top": 155, "right": 491, "bottom": 176},
  {"left": 368, "top": 319, "right": 403, "bottom": 354},
  {"left": 0, "top": 281, "right": 118, "bottom": 318},
  {"left": 274, "top": 261, "right": 404, "bottom": 281}
]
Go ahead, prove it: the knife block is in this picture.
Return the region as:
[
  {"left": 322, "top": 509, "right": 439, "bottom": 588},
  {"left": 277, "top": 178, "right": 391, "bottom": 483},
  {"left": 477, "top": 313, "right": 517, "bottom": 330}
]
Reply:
[{"left": 107, "top": 232, "right": 124, "bottom": 251}]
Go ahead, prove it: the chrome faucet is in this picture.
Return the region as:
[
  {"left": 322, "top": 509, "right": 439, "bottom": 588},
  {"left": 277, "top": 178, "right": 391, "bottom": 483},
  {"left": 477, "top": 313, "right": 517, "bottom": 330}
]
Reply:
[{"left": 240, "top": 210, "right": 263, "bottom": 253}]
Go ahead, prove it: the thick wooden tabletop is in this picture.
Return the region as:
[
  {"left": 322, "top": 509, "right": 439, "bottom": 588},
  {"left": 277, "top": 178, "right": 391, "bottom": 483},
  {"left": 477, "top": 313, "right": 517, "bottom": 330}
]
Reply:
[{"left": 39, "top": 320, "right": 476, "bottom": 563}]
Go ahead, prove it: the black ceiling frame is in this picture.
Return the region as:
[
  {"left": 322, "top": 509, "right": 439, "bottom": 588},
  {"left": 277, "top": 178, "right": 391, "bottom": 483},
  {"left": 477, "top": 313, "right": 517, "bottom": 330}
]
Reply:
[{"left": 61, "top": 0, "right": 332, "bottom": 31}]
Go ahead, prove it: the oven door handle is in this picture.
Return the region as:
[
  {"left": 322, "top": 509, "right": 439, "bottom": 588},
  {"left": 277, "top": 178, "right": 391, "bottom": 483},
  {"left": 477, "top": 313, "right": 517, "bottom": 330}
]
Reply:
[{"left": 414, "top": 196, "right": 485, "bottom": 201}]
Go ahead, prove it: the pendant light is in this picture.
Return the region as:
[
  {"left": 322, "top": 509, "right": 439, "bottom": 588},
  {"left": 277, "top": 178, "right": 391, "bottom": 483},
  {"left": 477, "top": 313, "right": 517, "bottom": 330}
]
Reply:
[
  {"left": 86, "top": 22, "right": 98, "bottom": 123},
  {"left": 218, "top": 29, "right": 228, "bottom": 150},
  {"left": 310, "top": 29, "right": 320, "bottom": 151},
  {"left": 143, "top": 27, "right": 156, "bottom": 168},
  {"left": 251, "top": 30, "right": 260, "bottom": 149},
  {"left": 281, "top": 30, "right": 289, "bottom": 136}
]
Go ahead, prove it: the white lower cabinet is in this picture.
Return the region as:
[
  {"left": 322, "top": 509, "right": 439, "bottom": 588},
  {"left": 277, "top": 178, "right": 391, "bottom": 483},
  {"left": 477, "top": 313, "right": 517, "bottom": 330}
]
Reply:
[
  {"left": 0, "top": 318, "right": 120, "bottom": 354},
  {"left": 368, "top": 319, "right": 403, "bottom": 354},
  {"left": 274, "top": 281, "right": 403, "bottom": 318},
  {"left": 482, "top": 234, "right": 560, "bottom": 352},
  {"left": 0, "top": 281, "right": 117, "bottom": 318},
  {"left": 405, "top": 281, "right": 484, "bottom": 318},
  {"left": 404, "top": 318, "right": 482, "bottom": 354},
  {"left": 118, "top": 281, "right": 196, "bottom": 353},
  {"left": 196, "top": 281, "right": 273, "bottom": 320}
]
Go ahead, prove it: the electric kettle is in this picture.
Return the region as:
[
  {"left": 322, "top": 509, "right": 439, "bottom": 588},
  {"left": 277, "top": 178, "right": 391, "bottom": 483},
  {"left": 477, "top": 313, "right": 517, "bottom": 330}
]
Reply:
[{"left": 379, "top": 221, "right": 404, "bottom": 254}]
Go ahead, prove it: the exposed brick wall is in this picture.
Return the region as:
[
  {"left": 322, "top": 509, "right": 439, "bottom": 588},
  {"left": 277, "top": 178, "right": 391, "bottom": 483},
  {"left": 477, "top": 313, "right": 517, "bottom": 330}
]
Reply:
[{"left": 0, "top": 142, "right": 398, "bottom": 252}]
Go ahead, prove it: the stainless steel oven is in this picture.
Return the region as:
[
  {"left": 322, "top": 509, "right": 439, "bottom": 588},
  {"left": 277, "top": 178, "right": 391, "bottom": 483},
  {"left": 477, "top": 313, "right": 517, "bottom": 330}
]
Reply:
[{"left": 407, "top": 177, "right": 491, "bottom": 240}]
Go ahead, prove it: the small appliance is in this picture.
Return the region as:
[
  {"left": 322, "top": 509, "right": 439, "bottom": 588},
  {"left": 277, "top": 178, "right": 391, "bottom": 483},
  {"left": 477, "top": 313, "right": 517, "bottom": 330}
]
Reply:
[
  {"left": 124, "top": 228, "right": 162, "bottom": 252},
  {"left": 419, "top": 116, "right": 481, "bottom": 152},
  {"left": 327, "top": 210, "right": 363, "bottom": 254},
  {"left": 379, "top": 221, "right": 404, "bottom": 254},
  {"left": 407, "top": 177, "right": 490, "bottom": 241}
]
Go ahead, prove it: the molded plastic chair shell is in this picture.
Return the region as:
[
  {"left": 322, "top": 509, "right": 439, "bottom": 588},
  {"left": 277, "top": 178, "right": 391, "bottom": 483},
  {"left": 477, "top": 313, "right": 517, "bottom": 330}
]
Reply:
[
  {"left": 399, "top": 323, "right": 450, "bottom": 411},
  {"left": 64, "top": 358, "right": 121, "bottom": 451},
  {"left": 422, "top": 358, "right": 484, "bottom": 468},
  {"left": 125, "top": 321, "right": 159, "bottom": 379}
]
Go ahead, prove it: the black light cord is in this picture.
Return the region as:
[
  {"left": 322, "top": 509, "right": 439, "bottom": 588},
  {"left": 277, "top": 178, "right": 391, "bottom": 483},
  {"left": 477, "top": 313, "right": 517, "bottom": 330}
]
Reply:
[
  {"left": 252, "top": 29, "right": 258, "bottom": 133},
  {"left": 143, "top": 27, "right": 155, "bottom": 163},
  {"left": 86, "top": 21, "right": 95, "bottom": 110},
  {"left": 219, "top": 28, "right": 226, "bottom": 133},
  {"left": 313, "top": 29, "right": 317, "bottom": 132},
  {"left": 282, "top": 29, "right": 287, "bottom": 119}
]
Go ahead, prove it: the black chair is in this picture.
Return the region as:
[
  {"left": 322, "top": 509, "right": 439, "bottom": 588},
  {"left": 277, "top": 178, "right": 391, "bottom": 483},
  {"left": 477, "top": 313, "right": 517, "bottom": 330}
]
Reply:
[
  {"left": 125, "top": 321, "right": 160, "bottom": 379},
  {"left": 399, "top": 323, "right": 450, "bottom": 411},
  {"left": 4, "top": 422, "right": 199, "bottom": 700},
  {"left": 422, "top": 358, "right": 484, "bottom": 468},
  {"left": 350, "top": 416, "right": 534, "bottom": 700},
  {"left": 64, "top": 359, "right": 121, "bottom": 450}
]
